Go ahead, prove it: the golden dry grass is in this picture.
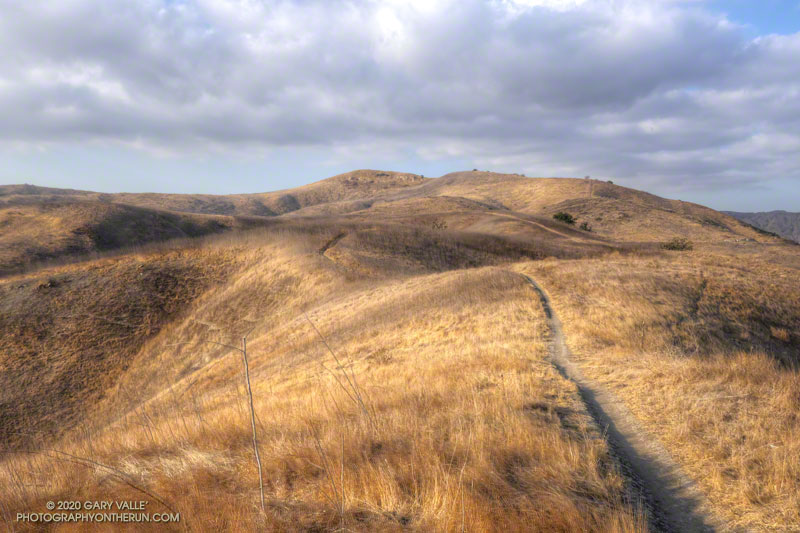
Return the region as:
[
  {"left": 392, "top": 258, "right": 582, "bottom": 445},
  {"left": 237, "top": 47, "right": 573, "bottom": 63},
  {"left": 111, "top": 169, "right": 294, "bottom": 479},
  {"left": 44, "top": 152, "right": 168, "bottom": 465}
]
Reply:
[
  {"left": 0, "top": 245, "right": 241, "bottom": 450},
  {"left": 4, "top": 171, "right": 781, "bottom": 256},
  {"left": 414, "top": 172, "right": 776, "bottom": 243},
  {"left": 0, "top": 228, "right": 645, "bottom": 532},
  {"left": 2, "top": 171, "right": 798, "bottom": 532},
  {"left": 0, "top": 201, "right": 248, "bottom": 275},
  {"left": 514, "top": 244, "right": 800, "bottom": 531}
]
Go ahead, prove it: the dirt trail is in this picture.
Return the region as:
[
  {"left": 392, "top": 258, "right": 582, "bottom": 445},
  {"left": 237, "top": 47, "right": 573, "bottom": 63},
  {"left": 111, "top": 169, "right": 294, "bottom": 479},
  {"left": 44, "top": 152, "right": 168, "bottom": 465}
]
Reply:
[
  {"left": 493, "top": 212, "right": 587, "bottom": 242},
  {"left": 520, "top": 274, "right": 722, "bottom": 533},
  {"left": 319, "top": 232, "right": 347, "bottom": 255}
]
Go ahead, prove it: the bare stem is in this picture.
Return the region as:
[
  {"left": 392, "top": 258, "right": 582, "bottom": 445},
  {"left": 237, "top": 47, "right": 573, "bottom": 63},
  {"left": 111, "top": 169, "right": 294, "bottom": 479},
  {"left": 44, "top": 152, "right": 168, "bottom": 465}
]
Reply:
[{"left": 242, "top": 336, "right": 266, "bottom": 514}]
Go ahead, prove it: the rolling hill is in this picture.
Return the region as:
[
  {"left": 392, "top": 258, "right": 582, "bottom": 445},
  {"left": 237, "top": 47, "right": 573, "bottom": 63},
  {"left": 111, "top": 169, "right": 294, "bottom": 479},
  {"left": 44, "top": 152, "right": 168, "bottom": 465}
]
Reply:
[
  {"left": 1, "top": 170, "right": 779, "bottom": 276},
  {"left": 1, "top": 171, "right": 798, "bottom": 532},
  {"left": 0, "top": 170, "right": 426, "bottom": 217},
  {"left": 0, "top": 200, "right": 273, "bottom": 275}
]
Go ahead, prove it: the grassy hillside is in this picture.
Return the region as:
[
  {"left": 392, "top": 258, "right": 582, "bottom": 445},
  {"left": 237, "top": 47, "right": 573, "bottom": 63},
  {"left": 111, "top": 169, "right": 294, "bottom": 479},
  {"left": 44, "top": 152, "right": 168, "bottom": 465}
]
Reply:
[
  {"left": 0, "top": 201, "right": 271, "bottom": 274},
  {"left": 0, "top": 170, "right": 426, "bottom": 217},
  {"left": 0, "top": 170, "right": 429, "bottom": 272},
  {"left": 0, "top": 246, "right": 240, "bottom": 450},
  {"left": 0, "top": 226, "right": 645, "bottom": 532},
  {"left": 513, "top": 245, "right": 800, "bottom": 531},
  {"left": 279, "top": 172, "right": 771, "bottom": 244},
  {"left": 3, "top": 171, "right": 778, "bottom": 275},
  {"left": 408, "top": 172, "right": 773, "bottom": 243},
  {"left": 1, "top": 171, "right": 797, "bottom": 531}
]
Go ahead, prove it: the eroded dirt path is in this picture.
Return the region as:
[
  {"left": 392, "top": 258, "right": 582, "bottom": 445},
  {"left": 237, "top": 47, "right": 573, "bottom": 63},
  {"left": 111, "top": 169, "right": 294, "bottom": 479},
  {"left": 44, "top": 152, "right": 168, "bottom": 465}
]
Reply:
[
  {"left": 520, "top": 274, "right": 721, "bottom": 533},
  {"left": 319, "top": 232, "right": 347, "bottom": 255},
  {"left": 493, "top": 212, "right": 588, "bottom": 242}
]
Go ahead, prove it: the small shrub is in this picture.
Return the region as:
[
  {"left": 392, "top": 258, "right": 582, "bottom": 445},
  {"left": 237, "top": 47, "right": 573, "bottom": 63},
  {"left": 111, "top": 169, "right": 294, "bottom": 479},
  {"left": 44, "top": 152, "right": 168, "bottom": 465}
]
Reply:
[
  {"left": 607, "top": 180, "right": 614, "bottom": 184},
  {"left": 661, "top": 237, "right": 693, "bottom": 251},
  {"left": 553, "top": 212, "right": 575, "bottom": 225},
  {"left": 430, "top": 218, "right": 448, "bottom": 230},
  {"left": 36, "top": 277, "right": 60, "bottom": 291},
  {"left": 579, "top": 221, "right": 592, "bottom": 232}
]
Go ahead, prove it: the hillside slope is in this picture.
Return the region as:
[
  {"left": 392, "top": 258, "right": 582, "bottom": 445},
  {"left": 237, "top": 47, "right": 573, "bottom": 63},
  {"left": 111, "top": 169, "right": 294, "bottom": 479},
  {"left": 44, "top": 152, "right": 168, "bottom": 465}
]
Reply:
[
  {"left": 280, "top": 171, "right": 769, "bottom": 244},
  {"left": 402, "top": 172, "right": 774, "bottom": 243},
  {"left": 1, "top": 172, "right": 798, "bottom": 531},
  {"left": 0, "top": 201, "right": 265, "bottom": 274},
  {"left": 0, "top": 248, "right": 238, "bottom": 449},
  {"left": 2, "top": 170, "right": 781, "bottom": 276},
  {"left": 725, "top": 210, "right": 800, "bottom": 243},
  {"left": 0, "top": 225, "right": 648, "bottom": 532},
  {"left": 2, "top": 221, "right": 797, "bottom": 531}
]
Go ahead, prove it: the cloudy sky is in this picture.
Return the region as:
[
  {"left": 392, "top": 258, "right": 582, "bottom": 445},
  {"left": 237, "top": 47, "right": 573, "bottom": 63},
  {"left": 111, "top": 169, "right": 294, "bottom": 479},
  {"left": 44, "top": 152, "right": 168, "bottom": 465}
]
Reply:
[{"left": 1, "top": 0, "right": 798, "bottom": 210}]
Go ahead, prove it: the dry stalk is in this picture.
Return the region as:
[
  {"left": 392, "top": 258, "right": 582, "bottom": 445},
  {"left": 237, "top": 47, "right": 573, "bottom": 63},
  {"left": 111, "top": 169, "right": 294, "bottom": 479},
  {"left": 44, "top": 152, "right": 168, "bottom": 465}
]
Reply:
[
  {"left": 167, "top": 330, "right": 266, "bottom": 514},
  {"left": 241, "top": 335, "right": 266, "bottom": 515},
  {"left": 303, "top": 311, "right": 376, "bottom": 431}
]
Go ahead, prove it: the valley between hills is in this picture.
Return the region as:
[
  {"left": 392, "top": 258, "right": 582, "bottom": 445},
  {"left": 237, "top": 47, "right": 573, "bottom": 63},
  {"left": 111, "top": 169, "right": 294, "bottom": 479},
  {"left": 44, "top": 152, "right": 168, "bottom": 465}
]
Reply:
[{"left": 1, "top": 170, "right": 798, "bottom": 532}]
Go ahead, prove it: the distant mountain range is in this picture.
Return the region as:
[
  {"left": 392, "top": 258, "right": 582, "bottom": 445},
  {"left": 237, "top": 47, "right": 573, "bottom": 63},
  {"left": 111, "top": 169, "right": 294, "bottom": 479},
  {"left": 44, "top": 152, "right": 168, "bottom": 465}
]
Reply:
[{"left": 724, "top": 211, "right": 800, "bottom": 243}]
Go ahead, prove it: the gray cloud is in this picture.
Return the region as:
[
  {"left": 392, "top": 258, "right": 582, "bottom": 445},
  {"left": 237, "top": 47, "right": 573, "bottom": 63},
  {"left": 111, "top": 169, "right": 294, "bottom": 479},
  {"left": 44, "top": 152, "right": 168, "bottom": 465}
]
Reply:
[{"left": 0, "top": 0, "right": 798, "bottom": 190}]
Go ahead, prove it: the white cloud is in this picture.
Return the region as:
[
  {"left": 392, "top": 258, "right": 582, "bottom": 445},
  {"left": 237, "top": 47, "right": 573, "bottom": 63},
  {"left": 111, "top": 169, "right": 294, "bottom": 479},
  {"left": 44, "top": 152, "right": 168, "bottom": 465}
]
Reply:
[{"left": 0, "top": 0, "right": 798, "bottom": 190}]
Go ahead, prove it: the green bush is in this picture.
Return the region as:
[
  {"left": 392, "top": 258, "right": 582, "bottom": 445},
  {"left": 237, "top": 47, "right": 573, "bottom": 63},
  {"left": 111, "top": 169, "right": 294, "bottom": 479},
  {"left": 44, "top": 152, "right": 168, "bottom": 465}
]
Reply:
[
  {"left": 553, "top": 212, "right": 575, "bottom": 225},
  {"left": 579, "top": 221, "right": 592, "bottom": 232},
  {"left": 661, "top": 237, "right": 693, "bottom": 251}
]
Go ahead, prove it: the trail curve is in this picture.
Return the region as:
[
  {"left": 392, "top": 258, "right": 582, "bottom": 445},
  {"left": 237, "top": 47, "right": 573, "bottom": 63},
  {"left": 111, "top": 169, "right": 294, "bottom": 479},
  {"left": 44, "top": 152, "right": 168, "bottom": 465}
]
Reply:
[{"left": 520, "top": 273, "right": 721, "bottom": 533}]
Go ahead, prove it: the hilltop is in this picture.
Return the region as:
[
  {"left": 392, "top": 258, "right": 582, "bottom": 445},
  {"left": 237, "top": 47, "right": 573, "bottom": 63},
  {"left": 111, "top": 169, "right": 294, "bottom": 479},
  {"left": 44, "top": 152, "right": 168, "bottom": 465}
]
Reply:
[{"left": 0, "top": 170, "right": 426, "bottom": 216}]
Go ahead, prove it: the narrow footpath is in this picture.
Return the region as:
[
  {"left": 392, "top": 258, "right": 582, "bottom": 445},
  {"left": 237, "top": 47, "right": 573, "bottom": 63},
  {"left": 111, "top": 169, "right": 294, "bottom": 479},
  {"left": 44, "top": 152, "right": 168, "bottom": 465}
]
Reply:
[{"left": 520, "top": 274, "right": 722, "bottom": 533}]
